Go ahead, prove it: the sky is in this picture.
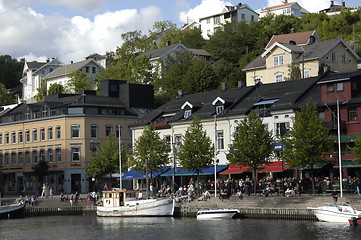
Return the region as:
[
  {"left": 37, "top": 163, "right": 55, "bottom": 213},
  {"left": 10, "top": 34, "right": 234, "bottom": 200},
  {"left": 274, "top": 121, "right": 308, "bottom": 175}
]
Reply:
[{"left": 0, "top": 0, "right": 360, "bottom": 63}]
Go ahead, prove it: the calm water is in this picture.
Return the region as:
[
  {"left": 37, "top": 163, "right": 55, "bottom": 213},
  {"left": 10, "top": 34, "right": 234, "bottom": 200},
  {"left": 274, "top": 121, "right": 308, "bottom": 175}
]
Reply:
[{"left": 1, "top": 216, "right": 361, "bottom": 240}]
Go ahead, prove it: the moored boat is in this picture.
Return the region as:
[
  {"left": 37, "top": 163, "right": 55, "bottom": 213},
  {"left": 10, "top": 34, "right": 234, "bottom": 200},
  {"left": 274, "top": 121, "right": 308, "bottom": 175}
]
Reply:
[
  {"left": 0, "top": 203, "right": 26, "bottom": 220},
  {"left": 307, "top": 202, "right": 361, "bottom": 223},
  {"left": 97, "top": 190, "right": 174, "bottom": 217},
  {"left": 196, "top": 209, "right": 240, "bottom": 219}
]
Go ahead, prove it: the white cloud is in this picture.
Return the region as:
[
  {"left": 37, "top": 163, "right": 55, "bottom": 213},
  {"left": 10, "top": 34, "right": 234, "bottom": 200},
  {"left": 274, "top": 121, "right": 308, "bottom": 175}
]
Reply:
[
  {"left": 266, "top": 0, "right": 331, "bottom": 12},
  {"left": 0, "top": 4, "right": 162, "bottom": 63},
  {"left": 179, "top": 0, "right": 232, "bottom": 23}
]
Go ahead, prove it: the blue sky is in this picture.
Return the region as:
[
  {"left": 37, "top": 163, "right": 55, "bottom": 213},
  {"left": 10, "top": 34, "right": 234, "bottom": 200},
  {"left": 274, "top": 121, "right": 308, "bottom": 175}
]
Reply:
[{"left": 0, "top": 0, "right": 360, "bottom": 63}]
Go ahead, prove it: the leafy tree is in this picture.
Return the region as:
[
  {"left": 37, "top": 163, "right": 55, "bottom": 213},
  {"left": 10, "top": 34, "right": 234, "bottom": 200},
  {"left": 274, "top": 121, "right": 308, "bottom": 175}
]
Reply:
[
  {"left": 0, "top": 55, "right": 23, "bottom": 89},
  {"left": 228, "top": 110, "right": 274, "bottom": 194},
  {"left": 48, "top": 83, "right": 65, "bottom": 95},
  {"left": 32, "top": 160, "right": 50, "bottom": 186},
  {"left": 66, "top": 71, "right": 94, "bottom": 93},
  {"left": 86, "top": 133, "right": 120, "bottom": 187},
  {"left": 177, "top": 116, "right": 214, "bottom": 181},
  {"left": 34, "top": 80, "right": 47, "bottom": 102},
  {"left": 282, "top": 101, "right": 333, "bottom": 194},
  {"left": 0, "top": 83, "right": 15, "bottom": 105},
  {"left": 349, "top": 137, "right": 361, "bottom": 164},
  {"left": 286, "top": 63, "right": 302, "bottom": 80},
  {"left": 128, "top": 124, "right": 170, "bottom": 192}
]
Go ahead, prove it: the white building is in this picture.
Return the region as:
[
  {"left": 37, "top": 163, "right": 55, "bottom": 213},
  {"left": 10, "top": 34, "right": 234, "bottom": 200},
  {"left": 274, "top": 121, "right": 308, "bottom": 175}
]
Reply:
[
  {"left": 258, "top": 1, "right": 309, "bottom": 18},
  {"left": 20, "top": 58, "right": 63, "bottom": 103},
  {"left": 199, "top": 3, "right": 259, "bottom": 39}
]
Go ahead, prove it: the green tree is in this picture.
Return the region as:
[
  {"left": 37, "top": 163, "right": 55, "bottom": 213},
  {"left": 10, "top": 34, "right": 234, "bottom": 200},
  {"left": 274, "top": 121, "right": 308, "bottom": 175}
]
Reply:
[
  {"left": 349, "top": 137, "right": 361, "bottom": 164},
  {"left": 32, "top": 160, "right": 50, "bottom": 186},
  {"left": 0, "top": 55, "right": 23, "bottom": 89},
  {"left": 0, "top": 83, "right": 15, "bottom": 105},
  {"left": 282, "top": 101, "right": 333, "bottom": 194},
  {"left": 177, "top": 116, "right": 214, "bottom": 181},
  {"left": 48, "top": 83, "right": 65, "bottom": 95},
  {"left": 66, "top": 71, "right": 94, "bottom": 93},
  {"left": 86, "top": 133, "right": 120, "bottom": 187},
  {"left": 34, "top": 80, "right": 47, "bottom": 102},
  {"left": 228, "top": 110, "right": 274, "bottom": 194},
  {"left": 286, "top": 63, "right": 302, "bottom": 80},
  {"left": 128, "top": 124, "right": 170, "bottom": 192}
]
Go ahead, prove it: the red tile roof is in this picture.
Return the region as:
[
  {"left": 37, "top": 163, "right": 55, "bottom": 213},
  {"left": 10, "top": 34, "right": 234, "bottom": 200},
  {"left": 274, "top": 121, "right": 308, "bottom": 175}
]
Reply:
[{"left": 266, "top": 31, "right": 315, "bottom": 49}]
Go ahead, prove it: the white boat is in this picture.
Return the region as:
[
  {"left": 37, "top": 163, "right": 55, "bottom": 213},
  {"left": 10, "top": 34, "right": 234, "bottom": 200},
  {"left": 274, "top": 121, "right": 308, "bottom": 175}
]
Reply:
[
  {"left": 307, "top": 202, "right": 361, "bottom": 223},
  {"left": 0, "top": 203, "right": 26, "bottom": 220},
  {"left": 97, "top": 190, "right": 174, "bottom": 217},
  {"left": 196, "top": 209, "right": 240, "bottom": 219}
]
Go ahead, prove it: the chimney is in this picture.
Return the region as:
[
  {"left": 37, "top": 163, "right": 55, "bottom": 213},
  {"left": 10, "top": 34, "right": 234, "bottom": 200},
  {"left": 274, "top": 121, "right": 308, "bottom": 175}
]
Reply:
[
  {"left": 166, "top": 40, "right": 171, "bottom": 46},
  {"left": 70, "top": 61, "right": 73, "bottom": 64},
  {"left": 46, "top": 58, "right": 50, "bottom": 63},
  {"left": 330, "top": 1, "right": 334, "bottom": 7},
  {"left": 342, "top": 1, "right": 345, "bottom": 7}
]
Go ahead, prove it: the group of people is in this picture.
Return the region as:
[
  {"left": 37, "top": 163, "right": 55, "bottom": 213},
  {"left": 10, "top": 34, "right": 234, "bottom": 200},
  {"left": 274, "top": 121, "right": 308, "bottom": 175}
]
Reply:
[{"left": 15, "top": 195, "right": 37, "bottom": 206}]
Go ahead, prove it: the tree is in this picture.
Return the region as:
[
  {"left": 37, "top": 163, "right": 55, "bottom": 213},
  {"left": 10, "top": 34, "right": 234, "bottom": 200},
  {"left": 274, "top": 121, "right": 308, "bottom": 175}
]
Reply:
[
  {"left": 228, "top": 110, "right": 274, "bottom": 194},
  {"left": 349, "top": 137, "right": 361, "bottom": 164},
  {"left": 86, "top": 133, "right": 120, "bottom": 187},
  {"left": 128, "top": 124, "right": 170, "bottom": 192},
  {"left": 48, "top": 83, "right": 65, "bottom": 95},
  {"left": 0, "top": 83, "right": 15, "bottom": 105},
  {"left": 0, "top": 55, "right": 23, "bottom": 89},
  {"left": 177, "top": 116, "right": 214, "bottom": 182},
  {"left": 32, "top": 160, "right": 50, "bottom": 186},
  {"left": 34, "top": 80, "right": 47, "bottom": 102},
  {"left": 66, "top": 71, "right": 94, "bottom": 93},
  {"left": 282, "top": 101, "right": 333, "bottom": 194}
]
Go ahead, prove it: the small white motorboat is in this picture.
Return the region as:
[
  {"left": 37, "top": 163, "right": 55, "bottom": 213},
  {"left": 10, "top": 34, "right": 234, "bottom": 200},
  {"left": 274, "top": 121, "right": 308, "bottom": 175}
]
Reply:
[
  {"left": 307, "top": 202, "right": 361, "bottom": 223},
  {"left": 0, "top": 203, "right": 26, "bottom": 220},
  {"left": 196, "top": 209, "right": 240, "bottom": 219}
]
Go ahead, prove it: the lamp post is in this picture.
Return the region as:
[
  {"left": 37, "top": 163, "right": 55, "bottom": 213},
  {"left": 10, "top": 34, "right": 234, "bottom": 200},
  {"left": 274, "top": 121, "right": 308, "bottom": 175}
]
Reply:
[
  {"left": 118, "top": 124, "right": 122, "bottom": 191},
  {"left": 214, "top": 115, "right": 217, "bottom": 198}
]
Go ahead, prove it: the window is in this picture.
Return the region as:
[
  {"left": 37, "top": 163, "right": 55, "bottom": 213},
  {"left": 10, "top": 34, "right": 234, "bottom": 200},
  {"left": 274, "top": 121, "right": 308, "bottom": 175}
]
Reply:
[
  {"left": 303, "top": 69, "right": 311, "bottom": 78},
  {"left": 254, "top": 75, "right": 261, "bottom": 84},
  {"left": 332, "top": 52, "right": 336, "bottom": 62},
  {"left": 4, "top": 152, "right": 9, "bottom": 166},
  {"left": 184, "top": 110, "right": 192, "bottom": 119},
  {"left": 105, "top": 125, "right": 112, "bottom": 137},
  {"left": 40, "top": 128, "right": 45, "bottom": 141},
  {"left": 11, "top": 152, "right": 16, "bottom": 166},
  {"left": 56, "top": 126, "right": 61, "bottom": 139},
  {"left": 214, "top": 16, "right": 220, "bottom": 24},
  {"left": 336, "top": 82, "right": 344, "bottom": 92},
  {"left": 341, "top": 53, "right": 346, "bottom": 63},
  {"left": 68, "top": 107, "right": 83, "bottom": 114},
  {"left": 174, "top": 134, "right": 182, "bottom": 153},
  {"left": 216, "top": 105, "right": 224, "bottom": 115},
  {"left": 48, "top": 127, "right": 53, "bottom": 140},
  {"left": 85, "top": 66, "right": 89, "bottom": 73},
  {"left": 40, "top": 149, "right": 45, "bottom": 161},
  {"left": 42, "top": 105, "right": 49, "bottom": 117},
  {"left": 241, "top": 13, "right": 245, "bottom": 20},
  {"left": 116, "top": 125, "right": 123, "bottom": 138},
  {"left": 216, "top": 130, "right": 224, "bottom": 150},
  {"left": 0, "top": 132, "right": 2, "bottom": 145},
  {"left": 48, "top": 149, "right": 53, "bottom": 163},
  {"left": 275, "top": 72, "right": 283, "bottom": 82},
  {"left": 12, "top": 131, "right": 16, "bottom": 144},
  {"left": 128, "top": 127, "right": 132, "bottom": 139},
  {"left": 71, "top": 146, "right": 81, "bottom": 162},
  {"left": 55, "top": 148, "right": 61, "bottom": 163},
  {"left": 18, "top": 131, "right": 23, "bottom": 143},
  {"left": 25, "top": 151, "right": 30, "bottom": 165},
  {"left": 273, "top": 54, "right": 284, "bottom": 66},
  {"left": 163, "top": 135, "right": 171, "bottom": 151},
  {"left": 32, "top": 150, "right": 38, "bottom": 164},
  {"left": 251, "top": 15, "right": 255, "bottom": 21},
  {"left": 25, "top": 109, "right": 31, "bottom": 119},
  {"left": 92, "top": 67, "right": 96, "bottom": 74},
  {"left": 349, "top": 108, "right": 357, "bottom": 122},
  {"left": 276, "top": 122, "right": 290, "bottom": 137},
  {"left": 90, "top": 142, "right": 100, "bottom": 154},
  {"left": 327, "top": 84, "right": 334, "bottom": 93},
  {"left": 26, "top": 129, "right": 30, "bottom": 142},
  {"left": 0, "top": 153, "right": 2, "bottom": 167},
  {"left": 71, "top": 125, "right": 80, "bottom": 138},
  {"left": 18, "top": 152, "right": 23, "bottom": 166},
  {"left": 33, "top": 129, "right": 38, "bottom": 142},
  {"left": 91, "top": 125, "right": 98, "bottom": 138},
  {"left": 5, "top": 132, "right": 9, "bottom": 144}
]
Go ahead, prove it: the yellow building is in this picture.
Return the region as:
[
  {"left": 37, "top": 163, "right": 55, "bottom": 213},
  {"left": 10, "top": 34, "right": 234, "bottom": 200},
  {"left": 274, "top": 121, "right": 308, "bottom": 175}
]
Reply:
[
  {"left": 243, "top": 31, "right": 360, "bottom": 86},
  {"left": 0, "top": 80, "right": 153, "bottom": 195}
]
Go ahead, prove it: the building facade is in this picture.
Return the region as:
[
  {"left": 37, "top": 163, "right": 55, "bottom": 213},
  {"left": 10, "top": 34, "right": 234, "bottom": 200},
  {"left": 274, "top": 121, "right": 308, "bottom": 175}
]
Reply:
[
  {"left": 258, "top": 1, "right": 309, "bottom": 18},
  {"left": 0, "top": 80, "right": 154, "bottom": 195}
]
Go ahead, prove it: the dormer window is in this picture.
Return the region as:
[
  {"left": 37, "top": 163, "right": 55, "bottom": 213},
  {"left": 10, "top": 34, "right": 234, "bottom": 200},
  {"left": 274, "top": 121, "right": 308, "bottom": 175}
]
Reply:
[
  {"left": 216, "top": 105, "right": 224, "bottom": 115},
  {"left": 184, "top": 110, "right": 192, "bottom": 119}
]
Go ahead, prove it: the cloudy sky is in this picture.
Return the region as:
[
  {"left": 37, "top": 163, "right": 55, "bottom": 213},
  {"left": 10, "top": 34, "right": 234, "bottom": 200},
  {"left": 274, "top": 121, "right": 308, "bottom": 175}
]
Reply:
[{"left": 0, "top": 0, "right": 359, "bottom": 63}]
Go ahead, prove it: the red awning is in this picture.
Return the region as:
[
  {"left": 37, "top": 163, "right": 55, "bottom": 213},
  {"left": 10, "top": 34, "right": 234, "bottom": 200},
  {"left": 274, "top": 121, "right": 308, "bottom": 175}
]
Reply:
[
  {"left": 220, "top": 167, "right": 251, "bottom": 175},
  {"left": 258, "top": 165, "right": 290, "bottom": 173}
]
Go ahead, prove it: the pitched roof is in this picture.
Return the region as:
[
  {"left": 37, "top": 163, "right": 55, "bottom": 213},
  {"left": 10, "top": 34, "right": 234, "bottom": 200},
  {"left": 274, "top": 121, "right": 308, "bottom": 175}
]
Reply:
[
  {"left": 260, "top": 2, "right": 298, "bottom": 11},
  {"left": 266, "top": 30, "right": 317, "bottom": 49},
  {"left": 140, "top": 43, "right": 188, "bottom": 59},
  {"left": 26, "top": 61, "right": 47, "bottom": 70},
  {"left": 43, "top": 59, "right": 97, "bottom": 80}
]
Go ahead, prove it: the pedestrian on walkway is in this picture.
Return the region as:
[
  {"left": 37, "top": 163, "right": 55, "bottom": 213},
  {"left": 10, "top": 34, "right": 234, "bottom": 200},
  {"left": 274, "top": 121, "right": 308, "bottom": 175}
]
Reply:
[{"left": 332, "top": 189, "right": 338, "bottom": 202}]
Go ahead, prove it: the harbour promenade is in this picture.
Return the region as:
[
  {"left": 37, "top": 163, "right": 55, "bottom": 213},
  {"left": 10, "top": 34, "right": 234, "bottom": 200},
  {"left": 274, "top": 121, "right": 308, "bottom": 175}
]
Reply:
[{"left": 2, "top": 192, "right": 361, "bottom": 220}]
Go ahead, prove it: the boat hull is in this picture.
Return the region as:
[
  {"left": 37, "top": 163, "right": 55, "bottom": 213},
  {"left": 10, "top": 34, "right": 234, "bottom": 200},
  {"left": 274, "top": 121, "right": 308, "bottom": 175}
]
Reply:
[
  {"left": 97, "top": 198, "right": 174, "bottom": 217},
  {"left": 308, "top": 206, "right": 361, "bottom": 223},
  {"left": 197, "top": 209, "right": 239, "bottom": 220},
  {"left": 0, "top": 203, "right": 26, "bottom": 220}
]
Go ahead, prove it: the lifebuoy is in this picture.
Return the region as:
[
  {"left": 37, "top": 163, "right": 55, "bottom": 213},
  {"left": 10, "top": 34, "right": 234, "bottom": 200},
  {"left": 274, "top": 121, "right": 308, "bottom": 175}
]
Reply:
[{"left": 105, "top": 199, "right": 111, "bottom": 205}]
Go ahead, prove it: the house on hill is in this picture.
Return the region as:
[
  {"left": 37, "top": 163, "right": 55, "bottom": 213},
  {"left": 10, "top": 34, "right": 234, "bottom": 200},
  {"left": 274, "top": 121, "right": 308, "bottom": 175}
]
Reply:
[
  {"left": 258, "top": 1, "right": 309, "bottom": 18},
  {"left": 243, "top": 31, "right": 360, "bottom": 86}
]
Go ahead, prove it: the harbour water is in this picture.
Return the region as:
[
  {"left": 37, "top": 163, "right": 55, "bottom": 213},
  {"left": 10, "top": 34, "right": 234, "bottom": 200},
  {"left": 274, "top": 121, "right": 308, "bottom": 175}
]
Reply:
[{"left": 1, "top": 215, "right": 361, "bottom": 240}]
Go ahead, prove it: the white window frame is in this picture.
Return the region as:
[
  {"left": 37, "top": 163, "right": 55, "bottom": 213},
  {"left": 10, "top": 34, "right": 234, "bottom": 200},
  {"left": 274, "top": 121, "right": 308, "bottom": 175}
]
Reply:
[
  {"left": 273, "top": 54, "right": 284, "bottom": 66},
  {"left": 71, "top": 124, "right": 80, "bottom": 138},
  {"left": 71, "top": 146, "right": 81, "bottom": 162},
  {"left": 275, "top": 72, "right": 284, "bottom": 82},
  {"left": 216, "top": 130, "right": 224, "bottom": 150},
  {"left": 184, "top": 110, "right": 192, "bottom": 119}
]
